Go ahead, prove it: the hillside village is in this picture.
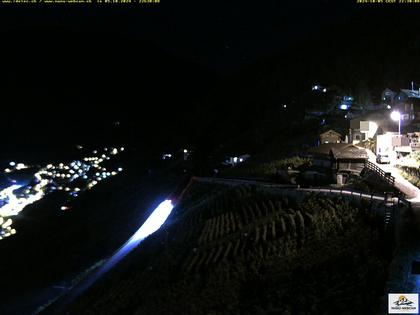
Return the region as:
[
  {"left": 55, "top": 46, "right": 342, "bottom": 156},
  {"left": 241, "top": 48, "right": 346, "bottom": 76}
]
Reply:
[
  {"left": 311, "top": 82, "right": 420, "bottom": 154},
  {"left": 219, "top": 83, "right": 420, "bottom": 195},
  {"left": 285, "top": 83, "right": 420, "bottom": 191}
]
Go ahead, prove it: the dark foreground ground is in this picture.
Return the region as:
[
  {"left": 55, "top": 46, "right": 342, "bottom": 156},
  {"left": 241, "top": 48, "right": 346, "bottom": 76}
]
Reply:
[{"left": 55, "top": 182, "right": 393, "bottom": 315}]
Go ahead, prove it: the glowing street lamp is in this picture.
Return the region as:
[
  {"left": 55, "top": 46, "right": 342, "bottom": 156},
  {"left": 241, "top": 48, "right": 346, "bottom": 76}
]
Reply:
[{"left": 390, "top": 111, "right": 401, "bottom": 135}]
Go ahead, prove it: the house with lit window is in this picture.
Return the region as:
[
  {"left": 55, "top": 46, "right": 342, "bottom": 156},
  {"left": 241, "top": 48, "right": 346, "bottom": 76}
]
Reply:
[
  {"left": 395, "top": 90, "right": 420, "bottom": 124},
  {"left": 381, "top": 86, "right": 420, "bottom": 128},
  {"left": 305, "top": 143, "right": 368, "bottom": 176},
  {"left": 319, "top": 130, "right": 341, "bottom": 144}
]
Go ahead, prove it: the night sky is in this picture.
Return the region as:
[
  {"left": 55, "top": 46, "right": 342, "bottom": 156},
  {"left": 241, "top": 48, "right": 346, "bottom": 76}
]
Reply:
[
  {"left": 0, "top": 1, "right": 416, "bottom": 157},
  {"left": 0, "top": 1, "right": 355, "bottom": 72}
]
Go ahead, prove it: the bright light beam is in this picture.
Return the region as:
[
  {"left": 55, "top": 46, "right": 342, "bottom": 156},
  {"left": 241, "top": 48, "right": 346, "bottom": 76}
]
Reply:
[
  {"left": 59, "top": 199, "right": 174, "bottom": 308},
  {"left": 129, "top": 199, "right": 174, "bottom": 243},
  {"left": 100, "top": 199, "right": 174, "bottom": 272}
]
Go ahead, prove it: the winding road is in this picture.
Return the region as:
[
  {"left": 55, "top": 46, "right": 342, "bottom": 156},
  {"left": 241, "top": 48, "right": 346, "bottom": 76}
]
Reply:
[
  {"left": 364, "top": 149, "right": 420, "bottom": 201},
  {"left": 361, "top": 148, "right": 420, "bottom": 311}
]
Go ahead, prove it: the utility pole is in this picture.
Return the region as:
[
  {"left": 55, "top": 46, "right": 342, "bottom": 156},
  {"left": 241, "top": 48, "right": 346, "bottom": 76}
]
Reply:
[{"left": 398, "top": 116, "right": 401, "bottom": 135}]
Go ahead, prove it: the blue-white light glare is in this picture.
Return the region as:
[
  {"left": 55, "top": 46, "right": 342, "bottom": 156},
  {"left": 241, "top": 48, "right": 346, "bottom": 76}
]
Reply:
[
  {"left": 106, "top": 199, "right": 174, "bottom": 266},
  {"left": 129, "top": 200, "right": 174, "bottom": 243},
  {"left": 391, "top": 111, "right": 401, "bottom": 121},
  {"left": 80, "top": 199, "right": 174, "bottom": 293}
]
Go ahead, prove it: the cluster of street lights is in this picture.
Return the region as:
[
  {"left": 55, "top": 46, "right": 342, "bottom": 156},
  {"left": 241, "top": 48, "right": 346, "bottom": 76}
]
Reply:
[
  {"left": 0, "top": 216, "right": 16, "bottom": 240},
  {"left": 0, "top": 146, "right": 125, "bottom": 241},
  {"left": 4, "top": 162, "right": 28, "bottom": 173}
]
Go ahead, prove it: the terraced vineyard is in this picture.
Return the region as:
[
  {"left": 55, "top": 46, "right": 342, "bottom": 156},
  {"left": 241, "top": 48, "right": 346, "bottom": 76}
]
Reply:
[{"left": 66, "top": 182, "right": 390, "bottom": 315}]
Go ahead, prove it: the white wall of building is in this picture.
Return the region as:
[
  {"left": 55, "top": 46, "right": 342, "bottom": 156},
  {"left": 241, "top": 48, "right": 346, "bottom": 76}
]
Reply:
[
  {"left": 360, "top": 121, "right": 378, "bottom": 139},
  {"left": 376, "top": 133, "right": 397, "bottom": 156}
]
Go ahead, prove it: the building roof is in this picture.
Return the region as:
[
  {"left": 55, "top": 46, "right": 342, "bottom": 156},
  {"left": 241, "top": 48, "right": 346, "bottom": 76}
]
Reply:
[
  {"left": 401, "top": 89, "right": 420, "bottom": 99},
  {"left": 331, "top": 145, "right": 368, "bottom": 159},
  {"left": 307, "top": 143, "right": 350, "bottom": 155},
  {"left": 320, "top": 129, "right": 341, "bottom": 137},
  {"left": 306, "top": 143, "right": 367, "bottom": 160}
]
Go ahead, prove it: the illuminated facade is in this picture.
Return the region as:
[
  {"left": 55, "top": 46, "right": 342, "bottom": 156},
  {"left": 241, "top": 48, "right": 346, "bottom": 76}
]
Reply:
[{"left": 319, "top": 129, "right": 341, "bottom": 144}]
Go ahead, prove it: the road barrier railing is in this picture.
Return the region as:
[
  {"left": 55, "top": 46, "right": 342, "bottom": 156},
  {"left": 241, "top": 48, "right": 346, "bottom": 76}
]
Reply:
[
  {"left": 364, "top": 160, "right": 395, "bottom": 186},
  {"left": 193, "top": 176, "right": 411, "bottom": 208}
]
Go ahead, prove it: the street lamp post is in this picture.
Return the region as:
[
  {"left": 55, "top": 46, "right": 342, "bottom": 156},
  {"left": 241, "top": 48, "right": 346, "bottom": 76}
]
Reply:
[{"left": 390, "top": 111, "right": 401, "bottom": 135}]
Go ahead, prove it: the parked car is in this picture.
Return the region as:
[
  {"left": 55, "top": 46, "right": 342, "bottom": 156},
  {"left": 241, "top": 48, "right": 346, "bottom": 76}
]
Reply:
[{"left": 376, "top": 154, "right": 391, "bottom": 164}]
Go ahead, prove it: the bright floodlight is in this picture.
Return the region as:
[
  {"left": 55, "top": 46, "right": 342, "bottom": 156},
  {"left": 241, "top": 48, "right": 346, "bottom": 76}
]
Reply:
[
  {"left": 390, "top": 111, "right": 401, "bottom": 121},
  {"left": 99, "top": 201, "right": 173, "bottom": 271},
  {"left": 72, "top": 199, "right": 175, "bottom": 302},
  {"left": 130, "top": 200, "right": 174, "bottom": 243}
]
